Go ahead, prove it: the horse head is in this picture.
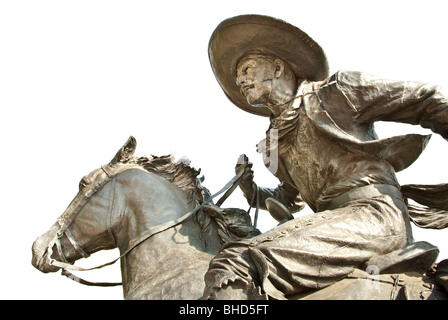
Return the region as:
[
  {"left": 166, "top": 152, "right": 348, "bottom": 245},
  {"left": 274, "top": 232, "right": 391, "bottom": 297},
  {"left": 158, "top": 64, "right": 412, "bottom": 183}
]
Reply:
[{"left": 31, "top": 136, "right": 139, "bottom": 273}]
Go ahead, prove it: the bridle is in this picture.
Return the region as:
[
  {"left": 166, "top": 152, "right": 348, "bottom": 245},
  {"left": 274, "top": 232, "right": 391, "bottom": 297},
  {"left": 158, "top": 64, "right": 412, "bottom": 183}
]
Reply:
[
  {"left": 46, "top": 162, "right": 252, "bottom": 287},
  {"left": 46, "top": 163, "right": 133, "bottom": 285}
]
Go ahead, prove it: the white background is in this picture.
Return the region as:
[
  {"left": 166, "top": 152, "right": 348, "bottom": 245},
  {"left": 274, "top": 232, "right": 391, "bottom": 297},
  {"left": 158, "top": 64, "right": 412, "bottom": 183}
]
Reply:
[{"left": 1, "top": 0, "right": 447, "bottom": 299}]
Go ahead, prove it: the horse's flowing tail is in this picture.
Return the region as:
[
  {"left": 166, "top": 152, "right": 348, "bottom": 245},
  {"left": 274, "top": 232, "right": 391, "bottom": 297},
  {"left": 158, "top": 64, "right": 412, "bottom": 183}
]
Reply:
[{"left": 401, "top": 183, "right": 448, "bottom": 229}]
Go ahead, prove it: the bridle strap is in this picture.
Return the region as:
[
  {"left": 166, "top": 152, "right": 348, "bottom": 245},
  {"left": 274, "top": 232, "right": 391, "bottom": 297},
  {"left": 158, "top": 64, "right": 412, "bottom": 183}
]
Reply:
[
  {"left": 61, "top": 269, "right": 122, "bottom": 287},
  {"left": 64, "top": 228, "right": 90, "bottom": 259},
  {"left": 51, "top": 164, "right": 248, "bottom": 287},
  {"left": 254, "top": 184, "right": 260, "bottom": 228},
  {"left": 54, "top": 237, "right": 68, "bottom": 263},
  {"left": 247, "top": 183, "right": 261, "bottom": 228}
]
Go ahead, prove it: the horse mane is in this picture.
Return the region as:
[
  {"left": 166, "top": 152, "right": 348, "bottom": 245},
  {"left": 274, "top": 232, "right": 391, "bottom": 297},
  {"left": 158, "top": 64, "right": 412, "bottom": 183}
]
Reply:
[
  {"left": 128, "top": 154, "right": 260, "bottom": 247},
  {"left": 129, "top": 154, "right": 204, "bottom": 207}
]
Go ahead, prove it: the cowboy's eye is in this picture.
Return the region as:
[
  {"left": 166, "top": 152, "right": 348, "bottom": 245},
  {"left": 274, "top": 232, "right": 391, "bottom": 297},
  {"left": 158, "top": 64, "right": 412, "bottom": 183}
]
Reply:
[{"left": 79, "top": 177, "right": 88, "bottom": 190}]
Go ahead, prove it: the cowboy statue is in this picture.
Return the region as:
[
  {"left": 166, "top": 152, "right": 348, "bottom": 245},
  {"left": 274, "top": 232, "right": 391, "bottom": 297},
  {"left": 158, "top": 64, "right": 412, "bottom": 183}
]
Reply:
[{"left": 204, "top": 14, "right": 448, "bottom": 299}]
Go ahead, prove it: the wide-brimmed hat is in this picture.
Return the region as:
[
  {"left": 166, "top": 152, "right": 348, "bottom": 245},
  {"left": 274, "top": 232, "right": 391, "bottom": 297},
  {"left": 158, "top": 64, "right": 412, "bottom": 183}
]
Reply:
[{"left": 208, "top": 14, "right": 329, "bottom": 116}]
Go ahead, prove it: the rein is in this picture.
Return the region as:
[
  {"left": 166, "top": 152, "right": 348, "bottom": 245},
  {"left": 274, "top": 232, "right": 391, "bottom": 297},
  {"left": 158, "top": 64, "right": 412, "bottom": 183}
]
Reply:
[{"left": 48, "top": 165, "right": 248, "bottom": 287}]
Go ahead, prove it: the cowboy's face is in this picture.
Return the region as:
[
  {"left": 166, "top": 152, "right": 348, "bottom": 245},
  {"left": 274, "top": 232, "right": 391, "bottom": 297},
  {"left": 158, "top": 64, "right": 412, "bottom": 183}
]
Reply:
[{"left": 236, "top": 57, "right": 275, "bottom": 108}]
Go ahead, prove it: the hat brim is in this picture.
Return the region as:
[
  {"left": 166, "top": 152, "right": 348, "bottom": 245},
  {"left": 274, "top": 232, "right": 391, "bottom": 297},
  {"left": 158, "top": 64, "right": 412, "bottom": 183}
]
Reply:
[{"left": 209, "top": 15, "right": 329, "bottom": 117}]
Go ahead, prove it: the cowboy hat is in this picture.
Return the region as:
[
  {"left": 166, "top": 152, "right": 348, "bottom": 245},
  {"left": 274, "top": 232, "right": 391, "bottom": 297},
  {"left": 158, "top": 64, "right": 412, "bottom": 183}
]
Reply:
[{"left": 208, "top": 14, "right": 329, "bottom": 116}]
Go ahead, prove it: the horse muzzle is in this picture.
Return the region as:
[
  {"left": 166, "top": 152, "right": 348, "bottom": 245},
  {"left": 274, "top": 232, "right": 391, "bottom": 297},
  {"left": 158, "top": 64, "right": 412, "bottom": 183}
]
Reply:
[{"left": 31, "top": 223, "right": 61, "bottom": 273}]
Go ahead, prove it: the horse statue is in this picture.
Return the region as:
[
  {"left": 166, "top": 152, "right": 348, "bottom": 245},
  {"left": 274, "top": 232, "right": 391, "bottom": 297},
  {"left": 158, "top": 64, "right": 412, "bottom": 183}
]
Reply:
[{"left": 32, "top": 137, "right": 448, "bottom": 300}]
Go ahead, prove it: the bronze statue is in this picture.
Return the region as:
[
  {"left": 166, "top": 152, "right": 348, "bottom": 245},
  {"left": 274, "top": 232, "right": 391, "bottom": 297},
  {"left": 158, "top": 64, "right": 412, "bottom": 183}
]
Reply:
[
  {"left": 32, "top": 14, "right": 448, "bottom": 300},
  {"left": 205, "top": 14, "right": 448, "bottom": 299}
]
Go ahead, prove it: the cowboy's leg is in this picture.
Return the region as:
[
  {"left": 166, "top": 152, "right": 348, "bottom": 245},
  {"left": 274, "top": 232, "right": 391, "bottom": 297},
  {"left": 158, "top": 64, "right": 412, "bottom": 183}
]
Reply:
[
  {"left": 203, "top": 193, "right": 409, "bottom": 300},
  {"left": 203, "top": 242, "right": 269, "bottom": 300}
]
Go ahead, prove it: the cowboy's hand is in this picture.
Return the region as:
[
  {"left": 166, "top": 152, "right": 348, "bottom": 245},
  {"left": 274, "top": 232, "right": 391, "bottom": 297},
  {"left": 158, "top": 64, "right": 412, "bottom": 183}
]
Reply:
[{"left": 236, "top": 154, "right": 255, "bottom": 196}]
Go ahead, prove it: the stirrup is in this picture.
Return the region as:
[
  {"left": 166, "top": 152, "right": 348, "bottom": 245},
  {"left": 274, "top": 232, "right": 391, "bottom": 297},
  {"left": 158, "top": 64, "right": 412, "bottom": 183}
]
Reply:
[{"left": 265, "top": 197, "right": 294, "bottom": 224}]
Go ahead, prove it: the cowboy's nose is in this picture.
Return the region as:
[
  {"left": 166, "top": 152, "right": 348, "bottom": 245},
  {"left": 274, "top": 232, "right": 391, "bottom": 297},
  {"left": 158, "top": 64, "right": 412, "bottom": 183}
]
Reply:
[{"left": 236, "top": 74, "right": 246, "bottom": 86}]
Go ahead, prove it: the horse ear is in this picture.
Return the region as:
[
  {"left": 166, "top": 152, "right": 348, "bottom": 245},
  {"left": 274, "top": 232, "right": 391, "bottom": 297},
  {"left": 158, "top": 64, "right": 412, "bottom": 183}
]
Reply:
[{"left": 109, "top": 136, "right": 137, "bottom": 165}]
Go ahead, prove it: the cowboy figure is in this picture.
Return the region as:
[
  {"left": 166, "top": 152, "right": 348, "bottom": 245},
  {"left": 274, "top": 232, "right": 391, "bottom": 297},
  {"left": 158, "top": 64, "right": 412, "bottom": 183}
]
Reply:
[{"left": 204, "top": 15, "right": 448, "bottom": 299}]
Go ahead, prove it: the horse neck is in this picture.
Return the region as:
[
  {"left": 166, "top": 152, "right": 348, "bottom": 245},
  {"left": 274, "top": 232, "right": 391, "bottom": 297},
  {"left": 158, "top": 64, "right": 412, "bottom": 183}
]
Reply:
[
  {"left": 120, "top": 215, "right": 222, "bottom": 299},
  {"left": 109, "top": 168, "right": 205, "bottom": 251},
  {"left": 109, "top": 169, "right": 223, "bottom": 299}
]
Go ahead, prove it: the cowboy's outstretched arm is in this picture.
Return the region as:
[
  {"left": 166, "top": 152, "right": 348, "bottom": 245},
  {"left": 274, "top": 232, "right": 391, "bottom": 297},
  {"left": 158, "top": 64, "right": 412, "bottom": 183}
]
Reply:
[
  {"left": 236, "top": 155, "right": 304, "bottom": 213},
  {"left": 330, "top": 70, "right": 448, "bottom": 140}
]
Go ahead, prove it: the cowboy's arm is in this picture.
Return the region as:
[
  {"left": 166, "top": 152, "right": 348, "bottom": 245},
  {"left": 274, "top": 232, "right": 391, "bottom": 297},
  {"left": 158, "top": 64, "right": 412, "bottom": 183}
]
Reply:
[
  {"left": 330, "top": 70, "right": 448, "bottom": 140},
  {"left": 236, "top": 155, "right": 304, "bottom": 213}
]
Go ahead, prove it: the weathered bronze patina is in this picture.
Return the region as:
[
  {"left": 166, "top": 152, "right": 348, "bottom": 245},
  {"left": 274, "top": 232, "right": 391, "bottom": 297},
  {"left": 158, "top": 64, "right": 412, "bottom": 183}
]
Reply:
[{"left": 32, "top": 14, "right": 448, "bottom": 300}]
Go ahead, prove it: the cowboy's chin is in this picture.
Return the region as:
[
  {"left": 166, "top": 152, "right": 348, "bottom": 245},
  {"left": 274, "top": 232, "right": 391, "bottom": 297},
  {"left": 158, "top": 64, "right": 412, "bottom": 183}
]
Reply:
[{"left": 245, "top": 93, "right": 268, "bottom": 108}]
